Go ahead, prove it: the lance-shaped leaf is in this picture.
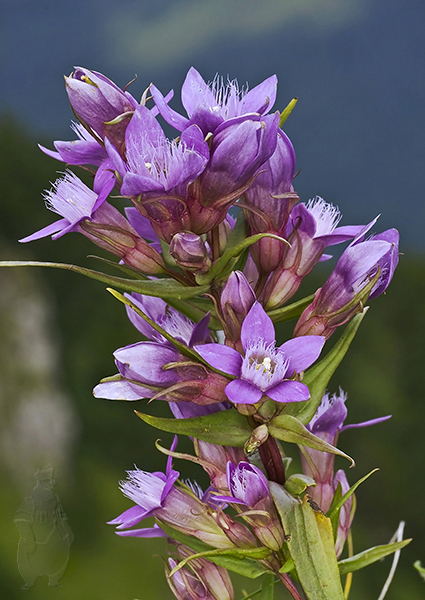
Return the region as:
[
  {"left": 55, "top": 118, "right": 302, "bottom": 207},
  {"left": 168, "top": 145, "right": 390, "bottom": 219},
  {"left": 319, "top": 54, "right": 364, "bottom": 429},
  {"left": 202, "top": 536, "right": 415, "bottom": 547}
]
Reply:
[
  {"left": 268, "top": 414, "right": 354, "bottom": 466},
  {"left": 158, "top": 521, "right": 270, "bottom": 579},
  {"left": 256, "top": 574, "right": 276, "bottom": 600},
  {"left": 195, "top": 232, "right": 290, "bottom": 285},
  {"left": 327, "top": 469, "right": 378, "bottom": 539},
  {"left": 414, "top": 561, "right": 425, "bottom": 582},
  {"left": 0, "top": 261, "right": 210, "bottom": 299},
  {"left": 135, "top": 408, "right": 253, "bottom": 446},
  {"left": 169, "top": 546, "right": 271, "bottom": 578},
  {"left": 338, "top": 539, "right": 411, "bottom": 576},
  {"left": 270, "top": 483, "right": 346, "bottom": 600},
  {"left": 267, "top": 294, "right": 315, "bottom": 324},
  {"left": 279, "top": 98, "right": 298, "bottom": 127},
  {"left": 286, "top": 308, "right": 368, "bottom": 424}
]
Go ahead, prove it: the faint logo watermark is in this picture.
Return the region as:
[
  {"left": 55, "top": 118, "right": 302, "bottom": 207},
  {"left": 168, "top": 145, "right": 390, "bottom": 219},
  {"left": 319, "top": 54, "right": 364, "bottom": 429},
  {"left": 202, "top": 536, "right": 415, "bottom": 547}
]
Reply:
[{"left": 14, "top": 464, "right": 73, "bottom": 589}]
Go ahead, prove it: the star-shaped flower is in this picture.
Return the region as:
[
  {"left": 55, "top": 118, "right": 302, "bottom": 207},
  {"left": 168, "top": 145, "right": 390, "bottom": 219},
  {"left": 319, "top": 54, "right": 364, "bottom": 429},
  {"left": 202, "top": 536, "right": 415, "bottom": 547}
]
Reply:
[{"left": 195, "top": 302, "right": 324, "bottom": 405}]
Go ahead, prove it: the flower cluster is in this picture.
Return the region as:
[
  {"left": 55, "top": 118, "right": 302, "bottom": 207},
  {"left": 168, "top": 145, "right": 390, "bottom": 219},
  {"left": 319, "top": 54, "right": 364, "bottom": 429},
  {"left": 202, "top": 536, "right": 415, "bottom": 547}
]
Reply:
[{"left": 17, "top": 66, "right": 403, "bottom": 600}]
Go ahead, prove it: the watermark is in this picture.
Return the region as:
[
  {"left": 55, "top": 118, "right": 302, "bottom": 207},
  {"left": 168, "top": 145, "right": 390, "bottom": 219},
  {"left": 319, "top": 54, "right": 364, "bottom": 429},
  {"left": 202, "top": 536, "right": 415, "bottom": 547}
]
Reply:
[{"left": 14, "top": 464, "right": 73, "bottom": 589}]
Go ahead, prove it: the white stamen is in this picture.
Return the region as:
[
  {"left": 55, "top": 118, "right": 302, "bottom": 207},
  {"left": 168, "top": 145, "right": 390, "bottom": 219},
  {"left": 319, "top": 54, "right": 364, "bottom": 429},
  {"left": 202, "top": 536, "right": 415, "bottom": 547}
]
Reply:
[{"left": 305, "top": 196, "right": 341, "bottom": 237}]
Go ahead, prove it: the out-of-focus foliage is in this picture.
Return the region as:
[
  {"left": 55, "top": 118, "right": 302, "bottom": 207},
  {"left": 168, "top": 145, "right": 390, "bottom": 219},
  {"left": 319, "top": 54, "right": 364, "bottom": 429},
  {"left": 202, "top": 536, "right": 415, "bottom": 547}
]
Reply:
[{"left": 0, "top": 119, "right": 424, "bottom": 599}]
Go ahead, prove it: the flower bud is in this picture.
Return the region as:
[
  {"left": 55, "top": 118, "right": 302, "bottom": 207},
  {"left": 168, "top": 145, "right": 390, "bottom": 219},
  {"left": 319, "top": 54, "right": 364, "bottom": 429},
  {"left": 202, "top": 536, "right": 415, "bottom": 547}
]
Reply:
[
  {"left": 170, "top": 232, "right": 212, "bottom": 273},
  {"left": 215, "top": 512, "right": 258, "bottom": 548},
  {"left": 220, "top": 271, "right": 256, "bottom": 345}
]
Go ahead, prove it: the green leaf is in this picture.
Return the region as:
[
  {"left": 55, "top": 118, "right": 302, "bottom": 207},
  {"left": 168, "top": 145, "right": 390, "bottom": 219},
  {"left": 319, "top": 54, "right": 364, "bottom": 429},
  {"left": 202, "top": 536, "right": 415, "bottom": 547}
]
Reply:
[
  {"left": 268, "top": 414, "right": 354, "bottom": 466},
  {"left": 256, "top": 573, "right": 276, "bottom": 600},
  {"left": 285, "top": 309, "right": 368, "bottom": 424},
  {"left": 284, "top": 474, "right": 316, "bottom": 496},
  {"left": 279, "top": 98, "right": 298, "bottom": 127},
  {"left": 195, "top": 232, "right": 290, "bottom": 285},
  {"left": 270, "top": 483, "right": 346, "bottom": 600},
  {"left": 279, "top": 558, "right": 295, "bottom": 574},
  {"left": 135, "top": 408, "right": 253, "bottom": 446},
  {"left": 338, "top": 539, "right": 412, "bottom": 576},
  {"left": 0, "top": 261, "right": 210, "bottom": 299},
  {"left": 225, "top": 207, "right": 249, "bottom": 251},
  {"left": 413, "top": 560, "right": 425, "bottom": 581},
  {"left": 327, "top": 469, "right": 379, "bottom": 522},
  {"left": 169, "top": 546, "right": 271, "bottom": 578},
  {"left": 158, "top": 521, "right": 270, "bottom": 579},
  {"left": 267, "top": 294, "right": 315, "bottom": 324}
]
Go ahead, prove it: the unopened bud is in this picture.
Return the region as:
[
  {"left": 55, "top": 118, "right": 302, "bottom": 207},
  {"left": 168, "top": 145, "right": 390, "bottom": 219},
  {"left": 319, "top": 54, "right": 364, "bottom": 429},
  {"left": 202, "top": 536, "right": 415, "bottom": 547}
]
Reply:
[
  {"left": 170, "top": 232, "right": 212, "bottom": 272},
  {"left": 244, "top": 424, "right": 269, "bottom": 456},
  {"left": 220, "top": 271, "right": 256, "bottom": 342}
]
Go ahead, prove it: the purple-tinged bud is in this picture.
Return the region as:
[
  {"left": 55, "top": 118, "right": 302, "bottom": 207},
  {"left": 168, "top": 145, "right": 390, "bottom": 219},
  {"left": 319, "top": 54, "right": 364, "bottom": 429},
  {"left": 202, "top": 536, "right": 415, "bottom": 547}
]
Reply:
[
  {"left": 244, "top": 128, "right": 298, "bottom": 273},
  {"left": 65, "top": 67, "right": 138, "bottom": 155},
  {"left": 167, "top": 544, "right": 234, "bottom": 600},
  {"left": 188, "top": 114, "right": 279, "bottom": 234},
  {"left": 220, "top": 271, "right": 256, "bottom": 346},
  {"left": 194, "top": 440, "right": 246, "bottom": 491},
  {"left": 207, "top": 213, "right": 235, "bottom": 255},
  {"left": 80, "top": 202, "right": 166, "bottom": 274},
  {"left": 294, "top": 232, "right": 399, "bottom": 338},
  {"left": 215, "top": 462, "right": 285, "bottom": 551},
  {"left": 170, "top": 232, "right": 212, "bottom": 273},
  {"left": 333, "top": 470, "right": 355, "bottom": 558},
  {"left": 216, "top": 512, "right": 258, "bottom": 548}
]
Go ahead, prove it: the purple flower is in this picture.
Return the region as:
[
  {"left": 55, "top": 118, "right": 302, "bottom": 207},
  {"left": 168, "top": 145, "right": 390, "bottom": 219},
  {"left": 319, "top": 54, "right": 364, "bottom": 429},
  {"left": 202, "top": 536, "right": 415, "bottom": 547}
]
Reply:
[
  {"left": 19, "top": 170, "right": 113, "bottom": 242},
  {"left": 93, "top": 337, "right": 229, "bottom": 406},
  {"left": 170, "top": 232, "right": 212, "bottom": 273},
  {"left": 214, "top": 461, "right": 285, "bottom": 551},
  {"left": 195, "top": 302, "right": 325, "bottom": 405},
  {"left": 244, "top": 128, "right": 297, "bottom": 273},
  {"left": 124, "top": 292, "right": 211, "bottom": 348},
  {"left": 220, "top": 271, "right": 256, "bottom": 347},
  {"left": 109, "top": 439, "right": 234, "bottom": 549},
  {"left": 188, "top": 113, "right": 279, "bottom": 234},
  {"left": 263, "top": 197, "right": 366, "bottom": 309},
  {"left": 301, "top": 390, "right": 391, "bottom": 513},
  {"left": 151, "top": 67, "right": 278, "bottom": 136},
  {"left": 294, "top": 229, "right": 400, "bottom": 337},
  {"left": 65, "top": 67, "right": 138, "bottom": 153},
  {"left": 167, "top": 544, "right": 234, "bottom": 600},
  {"left": 106, "top": 105, "right": 209, "bottom": 242}
]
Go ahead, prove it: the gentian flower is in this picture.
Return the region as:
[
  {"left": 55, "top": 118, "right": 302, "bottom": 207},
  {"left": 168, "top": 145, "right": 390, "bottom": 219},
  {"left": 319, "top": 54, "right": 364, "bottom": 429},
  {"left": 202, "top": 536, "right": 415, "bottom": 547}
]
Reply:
[
  {"left": 220, "top": 271, "right": 256, "bottom": 348},
  {"left": 109, "top": 439, "right": 234, "bottom": 549},
  {"left": 166, "top": 543, "right": 234, "bottom": 600},
  {"left": 195, "top": 302, "right": 325, "bottom": 405},
  {"left": 65, "top": 67, "right": 138, "bottom": 154},
  {"left": 300, "top": 390, "right": 390, "bottom": 555},
  {"left": 213, "top": 461, "right": 285, "bottom": 551},
  {"left": 151, "top": 67, "right": 278, "bottom": 136},
  {"left": 294, "top": 228, "right": 400, "bottom": 337},
  {"left": 244, "top": 128, "right": 297, "bottom": 273},
  {"left": 263, "top": 197, "right": 366, "bottom": 309},
  {"left": 106, "top": 105, "right": 209, "bottom": 242}
]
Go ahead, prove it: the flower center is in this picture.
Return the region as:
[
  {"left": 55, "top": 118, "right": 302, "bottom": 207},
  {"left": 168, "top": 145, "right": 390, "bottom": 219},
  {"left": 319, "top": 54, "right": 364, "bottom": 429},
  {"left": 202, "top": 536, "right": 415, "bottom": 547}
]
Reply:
[{"left": 242, "top": 340, "right": 289, "bottom": 392}]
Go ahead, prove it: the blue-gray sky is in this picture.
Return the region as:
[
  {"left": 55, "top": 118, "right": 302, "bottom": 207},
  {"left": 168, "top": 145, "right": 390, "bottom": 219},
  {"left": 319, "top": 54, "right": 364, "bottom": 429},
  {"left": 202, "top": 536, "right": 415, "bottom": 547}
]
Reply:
[{"left": 1, "top": 0, "right": 424, "bottom": 250}]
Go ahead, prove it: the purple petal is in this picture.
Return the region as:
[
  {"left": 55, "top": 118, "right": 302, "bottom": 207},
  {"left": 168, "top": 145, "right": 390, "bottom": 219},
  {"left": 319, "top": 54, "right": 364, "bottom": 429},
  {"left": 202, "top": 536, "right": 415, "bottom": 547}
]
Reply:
[
  {"left": 194, "top": 343, "right": 242, "bottom": 376},
  {"left": 278, "top": 336, "right": 325, "bottom": 374},
  {"left": 19, "top": 218, "right": 70, "bottom": 243},
  {"left": 181, "top": 67, "right": 216, "bottom": 116},
  {"left": 189, "top": 312, "right": 211, "bottom": 347},
  {"left": 225, "top": 379, "right": 263, "bottom": 405},
  {"left": 241, "top": 302, "right": 275, "bottom": 350},
  {"left": 108, "top": 504, "right": 147, "bottom": 527},
  {"left": 239, "top": 75, "right": 278, "bottom": 115},
  {"left": 93, "top": 377, "right": 153, "bottom": 400},
  {"left": 151, "top": 84, "right": 189, "bottom": 131},
  {"left": 121, "top": 172, "right": 165, "bottom": 196},
  {"left": 116, "top": 526, "right": 167, "bottom": 538},
  {"left": 114, "top": 342, "right": 179, "bottom": 384},
  {"left": 341, "top": 415, "right": 391, "bottom": 432},
  {"left": 266, "top": 380, "right": 310, "bottom": 403}
]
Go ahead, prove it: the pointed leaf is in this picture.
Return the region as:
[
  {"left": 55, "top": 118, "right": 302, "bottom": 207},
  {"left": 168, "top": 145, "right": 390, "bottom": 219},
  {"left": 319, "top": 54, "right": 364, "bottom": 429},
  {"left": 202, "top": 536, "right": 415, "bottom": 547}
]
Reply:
[
  {"left": 169, "top": 546, "right": 271, "bottom": 578},
  {"left": 286, "top": 309, "right": 368, "bottom": 424},
  {"left": 338, "top": 539, "right": 411, "bottom": 576},
  {"left": 158, "top": 521, "right": 270, "bottom": 579},
  {"left": 270, "top": 483, "right": 345, "bottom": 600},
  {"left": 284, "top": 474, "right": 316, "bottom": 496},
  {"left": 135, "top": 409, "right": 253, "bottom": 446},
  {"left": 195, "top": 233, "right": 290, "bottom": 285},
  {"left": 268, "top": 414, "right": 354, "bottom": 466},
  {"left": 267, "top": 294, "right": 315, "bottom": 324},
  {"left": 327, "top": 469, "right": 379, "bottom": 521},
  {"left": 257, "top": 573, "right": 276, "bottom": 600},
  {"left": 414, "top": 560, "right": 425, "bottom": 581},
  {"left": 0, "top": 261, "right": 210, "bottom": 299},
  {"left": 279, "top": 98, "right": 298, "bottom": 127}
]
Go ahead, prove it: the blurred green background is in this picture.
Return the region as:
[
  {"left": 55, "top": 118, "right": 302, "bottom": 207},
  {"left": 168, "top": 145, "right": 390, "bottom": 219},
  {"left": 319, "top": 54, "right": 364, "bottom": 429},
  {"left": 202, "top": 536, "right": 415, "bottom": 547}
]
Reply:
[{"left": 1, "top": 0, "right": 424, "bottom": 598}]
